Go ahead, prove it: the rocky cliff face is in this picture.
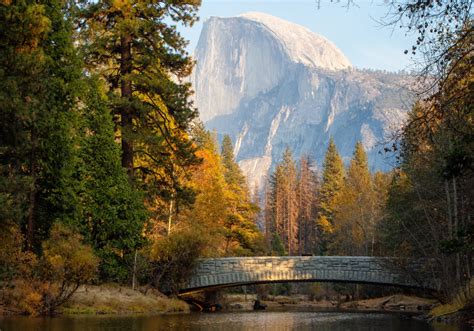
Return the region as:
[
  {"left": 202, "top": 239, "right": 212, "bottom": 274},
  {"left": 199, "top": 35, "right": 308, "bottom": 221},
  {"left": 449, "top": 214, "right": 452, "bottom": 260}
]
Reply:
[{"left": 191, "top": 12, "right": 410, "bottom": 189}]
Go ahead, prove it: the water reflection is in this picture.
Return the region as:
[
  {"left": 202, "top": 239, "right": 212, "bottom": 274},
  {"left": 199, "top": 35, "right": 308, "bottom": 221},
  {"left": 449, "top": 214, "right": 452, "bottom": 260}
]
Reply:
[{"left": 0, "top": 311, "right": 469, "bottom": 331}]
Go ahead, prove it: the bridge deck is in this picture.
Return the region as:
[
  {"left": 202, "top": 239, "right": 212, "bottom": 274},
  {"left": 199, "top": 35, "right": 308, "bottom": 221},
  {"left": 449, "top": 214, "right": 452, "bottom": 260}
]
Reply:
[{"left": 180, "top": 256, "right": 436, "bottom": 293}]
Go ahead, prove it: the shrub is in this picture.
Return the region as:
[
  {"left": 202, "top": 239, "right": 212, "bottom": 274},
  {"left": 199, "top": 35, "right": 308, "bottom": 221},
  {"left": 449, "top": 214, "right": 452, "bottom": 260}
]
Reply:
[
  {"left": 0, "top": 223, "right": 37, "bottom": 283},
  {"left": 2, "top": 223, "right": 99, "bottom": 315},
  {"left": 147, "top": 229, "right": 206, "bottom": 294},
  {"left": 39, "top": 223, "right": 99, "bottom": 313}
]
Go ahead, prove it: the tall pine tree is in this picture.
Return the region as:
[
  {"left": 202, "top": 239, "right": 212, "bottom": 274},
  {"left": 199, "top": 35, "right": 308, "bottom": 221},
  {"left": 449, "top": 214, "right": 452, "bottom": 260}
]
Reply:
[
  {"left": 78, "top": 0, "right": 200, "bottom": 171},
  {"left": 297, "top": 155, "right": 319, "bottom": 255},
  {"left": 0, "top": 0, "right": 83, "bottom": 250},
  {"left": 76, "top": 77, "right": 146, "bottom": 281},
  {"left": 78, "top": 0, "right": 201, "bottom": 233},
  {"left": 268, "top": 148, "right": 298, "bottom": 255},
  {"left": 331, "top": 141, "right": 375, "bottom": 255},
  {"left": 317, "top": 137, "right": 344, "bottom": 250}
]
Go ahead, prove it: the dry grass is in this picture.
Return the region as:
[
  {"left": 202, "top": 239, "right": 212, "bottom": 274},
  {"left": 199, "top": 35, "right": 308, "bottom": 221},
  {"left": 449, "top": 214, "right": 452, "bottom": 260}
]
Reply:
[{"left": 61, "top": 284, "right": 189, "bottom": 315}]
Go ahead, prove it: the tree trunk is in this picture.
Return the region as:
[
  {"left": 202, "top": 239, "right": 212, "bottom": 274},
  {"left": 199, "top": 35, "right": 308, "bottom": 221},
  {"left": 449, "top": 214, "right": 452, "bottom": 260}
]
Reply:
[
  {"left": 287, "top": 185, "right": 292, "bottom": 255},
  {"left": 445, "top": 180, "right": 453, "bottom": 239},
  {"left": 120, "top": 34, "right": 134, "bottom": 176},
  {"left": 132, "top": 250, "right": 138, "bottom": 290},
  {"left": 167, "top": 194, "right": 174, "bottom": 236},
  {"left": 26, "top": 176, "right": 37, "bottom": 250},
  {"left": 452, "top": 177, "right": 461, "bottom": 284},
  {"left": 27, "top": 130, "right": 37, "bottom": 250}
]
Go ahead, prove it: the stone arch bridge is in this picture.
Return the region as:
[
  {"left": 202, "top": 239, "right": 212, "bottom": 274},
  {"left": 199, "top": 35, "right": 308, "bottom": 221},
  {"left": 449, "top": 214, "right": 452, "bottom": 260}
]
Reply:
[{"left": 180, "top": 256, "right": 437, "bottom": 294}]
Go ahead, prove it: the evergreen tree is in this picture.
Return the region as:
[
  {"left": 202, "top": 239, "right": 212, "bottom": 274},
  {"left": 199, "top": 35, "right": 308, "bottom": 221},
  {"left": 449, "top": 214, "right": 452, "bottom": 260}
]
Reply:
[
  {"left": 282, "top": 148, "right": 299, "bottom": 255},
  {"left": 331, "top": 142, "right": 376, "bottom": 255},
  {"left": 221, "top": 135, "right": 246, "bottom": 187},
  {"left": 317, "top": 137, "right": 344, "bottom": 249},
  {"left": 269, "top": 164, "right": 285, "bottom": 247},
  {"left": 0, "top": 0, "right": 48, "bottom": 236},
  {"left": 0, "top": 0, "right": 83, "bottom": 250},
  {"left": 297, "top": 155, "right": 319, "bottom": 255},
  {"left": 263, "top": 180, "right": 273, "bottom": 248},
  {"left": 270, "top": 232, "right": 286, "bottom": 256},
  {"left": 76, "top": 78, "right": 147, "bottom": 281},
  {"left": 78, "top": 3, "right": 199, "bottom": 169},
  {"left": 268, "top": 148, "right": 299, "bottom": 255},
  {"left": 78, "top": 0, "right": 201, "bottom": 236},
  {"left": 348, "top": 141, "right": 370, "bottom": 186},
  {"left": 381, "top": 47, "right": 474, "bottom": 299}
]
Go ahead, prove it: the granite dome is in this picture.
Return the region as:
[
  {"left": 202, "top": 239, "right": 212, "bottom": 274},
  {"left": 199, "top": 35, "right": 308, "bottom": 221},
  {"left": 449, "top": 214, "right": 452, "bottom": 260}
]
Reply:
[{"left": 239, "top": 12, "right": 351, "bottom": 71}]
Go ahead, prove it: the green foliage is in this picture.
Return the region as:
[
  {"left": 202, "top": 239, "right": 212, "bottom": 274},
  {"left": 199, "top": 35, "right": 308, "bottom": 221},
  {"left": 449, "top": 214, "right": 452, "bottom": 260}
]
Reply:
[
  {"left": 78, "top": 0, "right": 201, "bottom": 215},
  {"left": 221, "top": 135, "right": 246, "bottom": 187},
  {"left": 270, "top": 232, "right": 287, "bottom": 256},
  {"left": 0, "top": 1, "right": 49, "bottom": 230},
  {"left": 0, "top": 0, "right": 147, "bottom": 284},
  {"left": 318, "top": 138, "right": 345, "bottom": 230},
  {"left": 0, "top": 0, "right": 84, "bottom": 250},
  {"left": 75, "top": 77, "right": 147, "bottom": 282}
]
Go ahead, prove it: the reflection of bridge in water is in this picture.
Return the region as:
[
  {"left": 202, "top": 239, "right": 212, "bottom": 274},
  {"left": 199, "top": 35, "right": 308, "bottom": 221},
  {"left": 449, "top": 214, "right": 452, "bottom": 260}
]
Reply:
[{"left": 180, "top": 256, "right": 437, "bottom": 294}]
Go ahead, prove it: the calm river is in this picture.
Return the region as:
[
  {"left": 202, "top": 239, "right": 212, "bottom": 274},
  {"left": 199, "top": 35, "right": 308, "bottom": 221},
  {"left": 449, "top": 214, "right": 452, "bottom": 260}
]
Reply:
[{"left": 0, "top": 310, "right": 470, "bottom": 331}]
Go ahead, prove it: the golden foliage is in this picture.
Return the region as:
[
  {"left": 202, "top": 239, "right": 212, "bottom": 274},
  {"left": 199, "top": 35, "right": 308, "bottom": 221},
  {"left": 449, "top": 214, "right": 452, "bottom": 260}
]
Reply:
[
  {"left": 317, "top": 215, "right": 334, "bottom": 234},
  {"left": 329, "top": 144, "right": 390, "bottom": 256},
  {"left": 42, "top": 223, "right": 99, "bottom": 285},
  {"left": 0, "top": 223, "right": 39, "bottom": 287},
  {"left": 1, "top": 223, "right": 99, "bottom": 316}
]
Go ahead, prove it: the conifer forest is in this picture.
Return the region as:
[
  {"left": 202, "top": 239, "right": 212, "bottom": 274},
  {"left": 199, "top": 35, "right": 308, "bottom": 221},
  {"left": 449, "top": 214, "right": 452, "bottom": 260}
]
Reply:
[{"left": 0, "top": 0, "right": 472, "bottom": 318}]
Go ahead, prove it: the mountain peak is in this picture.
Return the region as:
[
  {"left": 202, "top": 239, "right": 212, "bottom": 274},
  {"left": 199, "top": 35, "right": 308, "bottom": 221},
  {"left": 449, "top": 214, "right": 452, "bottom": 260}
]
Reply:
[
  {"left": 238, "top": 12, "right": 351, "bottom": 71},
  {"left": 192, "top": 12, "right": 409, "bottom": 190}
]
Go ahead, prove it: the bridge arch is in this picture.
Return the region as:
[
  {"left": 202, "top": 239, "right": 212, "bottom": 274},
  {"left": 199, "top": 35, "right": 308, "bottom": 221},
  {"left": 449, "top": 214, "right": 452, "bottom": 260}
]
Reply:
[{"left": 180, "top": 256, "right": 436, "bottom": 294}]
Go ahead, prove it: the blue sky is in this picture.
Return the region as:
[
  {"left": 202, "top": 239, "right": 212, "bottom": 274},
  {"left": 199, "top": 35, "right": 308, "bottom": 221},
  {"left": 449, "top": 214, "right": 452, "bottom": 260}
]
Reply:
[{"left": 178, "top": 0, "right": 417, "bottom": 72}]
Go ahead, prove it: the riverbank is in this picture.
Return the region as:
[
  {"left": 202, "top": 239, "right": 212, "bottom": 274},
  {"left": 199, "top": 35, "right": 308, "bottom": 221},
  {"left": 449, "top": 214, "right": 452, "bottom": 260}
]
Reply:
[
  {"left": 339, "top": 294, "right": 438, "bottom": 312},
  {"left": 223, "top": 293, "right": 438, "bottom": 313},
  {"left": 59, "top": 284, "right": 189, "bottom": 315},
  {"left": 223, "top": 293, "right": 473, "bottom": 326},
  {"left": 2, "top": 283, "right": 471, "bottom": 327},
  {"left": 0, "top": 284, "right": 188, "bottom": 316},
  {"left": 427, "top": 283, "right": 474, "bottom": 326}
]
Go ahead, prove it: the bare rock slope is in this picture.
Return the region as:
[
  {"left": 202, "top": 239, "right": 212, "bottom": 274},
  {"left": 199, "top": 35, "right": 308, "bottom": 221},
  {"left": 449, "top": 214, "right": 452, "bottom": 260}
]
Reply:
[{"left": 191, "top": 12, "right": 411, "bottom": 188}]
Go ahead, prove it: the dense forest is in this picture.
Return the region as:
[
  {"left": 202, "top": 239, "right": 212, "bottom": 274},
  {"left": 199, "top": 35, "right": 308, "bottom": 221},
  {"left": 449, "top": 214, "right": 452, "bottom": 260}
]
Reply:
[{"left": 0, "top": 0, "right": 472, "bottom": 316}]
